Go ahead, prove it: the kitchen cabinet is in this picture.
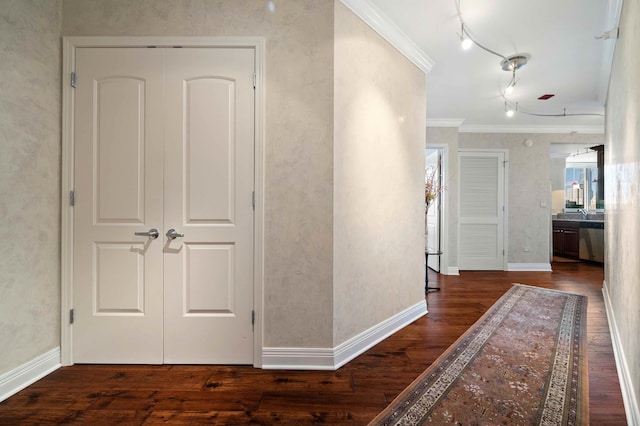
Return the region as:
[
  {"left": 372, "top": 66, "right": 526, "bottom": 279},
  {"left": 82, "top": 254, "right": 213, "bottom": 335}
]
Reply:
[
  {"left": 553, "top": 220, "right": 580, "bottom": 259},
  {"left": 591, "top": 144, "right": 604, "bottom": 205}
]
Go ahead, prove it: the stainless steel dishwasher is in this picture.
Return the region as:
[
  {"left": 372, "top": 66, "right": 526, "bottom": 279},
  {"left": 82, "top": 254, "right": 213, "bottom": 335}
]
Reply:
[{"left": 579, "top": 221, "right": 604, "bottom": 262}]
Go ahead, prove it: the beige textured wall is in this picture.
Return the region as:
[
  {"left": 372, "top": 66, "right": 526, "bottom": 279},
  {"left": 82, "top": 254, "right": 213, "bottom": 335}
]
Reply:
[
  {"left": 62, "top": 0, "right": 335, "bottom": 347},
  {"left": 605, "top": 0, "right": 640, "bottom": 414},
  {"left": 426, "top": 127, "right": 459, "bottom": 269},
  {"left": 333, "top": 2, "right": 426, "bottom": 345},
  {"left": 458, "top": 133, "right": 602, "bottom": 264},
  {"left": 0, "top": 0, "right": 62, "bottom": 375}
]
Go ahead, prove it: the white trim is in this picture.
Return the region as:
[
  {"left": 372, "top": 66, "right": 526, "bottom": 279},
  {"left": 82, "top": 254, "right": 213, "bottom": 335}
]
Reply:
[
  {"left": 427, "top": 119, "right": 465, "bottom": 128},
  {"left": 425, "top": 144, "right": 450, "bottom": 276},
  {"left": 507, "top": 263, "right": 552, "bottom": 272},
  {"left": 252, "top": 38, "right": 266, "bottom": 369},
  {"left": 262, "top": 301, "right": 427, "bottom": 370},
  {"left": 60, "top": 37, "right": 75, "bottom": 366},
  {"left": 0, "top": 348, "right": 61, "bottom": 402},
  {"left": 603, "top": 280, "right": 640, "bottom": 426},
  {"left": 503, "top": 150, "right": 510, "bottom": 272},
  {"left": 458, "top": 124, "right": 605, "bottom": 135},
  {"left": 61, "top": 36, "right": 265, "bottom": 367},
  {"left": 261, "top": 348, "right": 336, "bottom": 370},
  {"left": 339, "top": 0, "right": 434, "bottom": 73},
  {"left": 333, "top": 300, "right": 427, "bottom": 369},
  {"left": 446, "top": 266, "right": 460, "bottom": 275},
  {"left": 60, "top": 36, "right": 267, "bottom": 48}
]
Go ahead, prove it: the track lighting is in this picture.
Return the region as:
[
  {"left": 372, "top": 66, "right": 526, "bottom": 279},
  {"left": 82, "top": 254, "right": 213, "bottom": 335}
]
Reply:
[
  {"left": 595, "top": 27, "right": 618, "bottom": 40},
  {"left": 459, "top": 23, "right": 473, "bottom": 50},
  {"left": 456, "top": 0, "right": 603, "bottom": 119},
  {"left": 500, "top": 55, "right": 528, "bottom": 72},
  {"left": 505, "top": 82, "right": 515, "bottom": 95},
  {"left": 461, "top": 36, "right": 473, "bottom": 50},
  {"left": 504, "top": 67, "right": 517, "bottom": 95}
]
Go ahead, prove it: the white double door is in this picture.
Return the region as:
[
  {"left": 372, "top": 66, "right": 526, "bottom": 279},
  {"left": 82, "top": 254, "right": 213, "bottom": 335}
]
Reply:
[{"left": 72, "top": 47, "right": 255, "bottom": 364}]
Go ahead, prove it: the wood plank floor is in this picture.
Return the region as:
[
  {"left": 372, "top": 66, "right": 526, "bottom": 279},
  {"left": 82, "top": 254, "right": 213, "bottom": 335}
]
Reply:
[{"left": 0, "top": 262, "right": 627, "bottom": 425}]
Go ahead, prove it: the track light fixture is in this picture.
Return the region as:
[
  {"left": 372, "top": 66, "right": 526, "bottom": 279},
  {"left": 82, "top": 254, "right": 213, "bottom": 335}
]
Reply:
[
  {"left": 455, "top": 0, "right": 604, "bottom": 119},
  {"left": 505, "top": 101, "right": 517, "bottom": 118},
  {"left": 459, "top": 23, "right": 473, "bottom": 50},
  {"left": 504, "top": 66, "right": 517, "bottom": 95}
]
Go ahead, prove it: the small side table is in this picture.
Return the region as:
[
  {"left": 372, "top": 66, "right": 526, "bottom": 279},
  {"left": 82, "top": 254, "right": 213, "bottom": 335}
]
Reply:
[{"left": 425, "top": 250, "right": 443, "bottom": 295}]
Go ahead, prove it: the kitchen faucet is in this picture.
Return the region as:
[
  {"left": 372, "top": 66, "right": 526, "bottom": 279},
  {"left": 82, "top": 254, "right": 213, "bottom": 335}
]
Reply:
[{"left": 578, "top": 208, "right": 589, "bottom": 218}]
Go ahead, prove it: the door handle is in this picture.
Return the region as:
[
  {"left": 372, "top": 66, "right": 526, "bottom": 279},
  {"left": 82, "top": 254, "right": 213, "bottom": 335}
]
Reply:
[
  {"left": 166, "top": 228, "right": 184, "bottom": 240},
  {"left": 134, "top": 228, "right": 159, "bottom": 239}
]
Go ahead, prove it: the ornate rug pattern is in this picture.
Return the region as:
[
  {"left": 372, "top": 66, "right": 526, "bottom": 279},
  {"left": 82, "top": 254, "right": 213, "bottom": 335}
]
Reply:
[{"left": 370, "top": 284, "right": 588, "bottom": 425}]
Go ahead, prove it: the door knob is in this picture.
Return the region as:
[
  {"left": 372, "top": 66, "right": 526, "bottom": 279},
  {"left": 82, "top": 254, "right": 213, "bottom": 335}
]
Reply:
[
  {"left": 166, "top": 228, "right": 184, "bottom": 240},
  {"left": 134, "top": 228, "right": 159, "bottom": 239}
]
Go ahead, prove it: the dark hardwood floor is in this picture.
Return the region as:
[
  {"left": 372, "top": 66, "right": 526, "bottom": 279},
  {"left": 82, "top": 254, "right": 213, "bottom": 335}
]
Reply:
[{"left": 0, "top": 262, "right": 627, "bottom": 425}]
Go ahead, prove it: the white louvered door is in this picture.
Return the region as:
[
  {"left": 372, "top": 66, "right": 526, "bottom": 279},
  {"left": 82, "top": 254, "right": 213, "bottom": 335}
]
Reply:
[{"left": 458, "top": 151, "right": 506, "bottom": 270}]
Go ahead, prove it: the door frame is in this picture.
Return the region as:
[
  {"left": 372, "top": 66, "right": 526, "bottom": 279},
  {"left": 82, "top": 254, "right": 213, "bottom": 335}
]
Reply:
[
  {"left": 60, "top": 36, "right": 265, "bottom": 367},
  {"left": 457, "top": 149, "right": 509, "bottom": 271},
  {"left": 425, "top": 144, "right": 449, "bottom": 274}
]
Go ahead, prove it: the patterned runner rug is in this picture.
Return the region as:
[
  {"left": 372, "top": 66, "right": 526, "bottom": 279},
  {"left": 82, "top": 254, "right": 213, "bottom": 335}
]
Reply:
[{"left": 370, "top": 284, "right": 588, "bottom": 425}]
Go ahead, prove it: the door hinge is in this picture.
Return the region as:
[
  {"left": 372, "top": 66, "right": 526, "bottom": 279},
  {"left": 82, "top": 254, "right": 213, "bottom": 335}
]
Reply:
[
  {"left": 70, "top": 190, "right": 75, "bottom": 206},
  {"left": 71, "top": 72, "right": 76, "bottom": 88},
  {"left": 502, "top": 249, "right": 505, "bottom": 256},
  {"left": 69, "top": 309, "right": 75, "bottom": 324},
  {"left": 251, "top": 310, "right": 255, "bottom": 327},
  {"left": 252, "top": 73, "right": 256, "bottom": 89},
  {"left": 252, "top": 191, "right": 255, "bottom": 210}
]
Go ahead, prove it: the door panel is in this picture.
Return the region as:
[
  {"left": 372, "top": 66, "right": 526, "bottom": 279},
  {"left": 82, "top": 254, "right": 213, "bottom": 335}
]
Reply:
[
  {"left": 183, "top": 244, "right": 235, "bottom": 314},
  {"left": 95, "top": 77, "right": 147, "bottom": 223},
  {"left": 185, "top": 77, "right": 235, "bottom": 223},
  {"left": 163, "top": 48, "right": 255, "bottom": 364},
  {"left": 73, "top": 48, "right": 164, "bottom": 363},
  {"left": 458, "top": 151, "right": 505, "bottom": 270},
  {"left": 94, "top": 242, "right": 145, "bottom": 314}
]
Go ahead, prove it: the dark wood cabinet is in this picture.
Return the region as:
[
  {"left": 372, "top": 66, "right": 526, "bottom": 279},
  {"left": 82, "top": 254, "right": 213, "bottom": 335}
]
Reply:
[
  {"left": 553, "top": 220, "right": 580, "bottom": 259},
  {"left": 591, "top": 144, "right": 604, "bottom": 204}
]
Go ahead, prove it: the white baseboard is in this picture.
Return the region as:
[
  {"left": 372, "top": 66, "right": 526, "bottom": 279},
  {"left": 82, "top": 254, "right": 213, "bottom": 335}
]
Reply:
[
  {"left": 262, "top": 300, "right": 427, "bottom": 370},
  {"left": 507, "top": 263, "right": 552, "bottom": 272},
  {"left": 603, "top": 281, "right": 640, "bottom": 426},
  {"left": 0, "top": 347, "right": 61, "bottom": 402},
  {"left": 446, "top": 267, "right": 460, "bottom": 275}
]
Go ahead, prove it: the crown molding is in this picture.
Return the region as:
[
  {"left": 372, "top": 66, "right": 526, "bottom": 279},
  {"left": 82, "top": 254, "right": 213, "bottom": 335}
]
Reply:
[
  {"left": 427, "top": 119, "right": 465, "bottom": 128},
  {"left": 339, "top": 0, "right": 434, "bottom": 74},
  {"left": 458, "top": 124, "right": 605, "bottom": 135}
]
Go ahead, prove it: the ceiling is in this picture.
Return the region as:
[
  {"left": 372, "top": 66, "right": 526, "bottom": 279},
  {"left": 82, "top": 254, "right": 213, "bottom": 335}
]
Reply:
[{"left": 366, "top": 0, "right": 621, "bottom": 134}]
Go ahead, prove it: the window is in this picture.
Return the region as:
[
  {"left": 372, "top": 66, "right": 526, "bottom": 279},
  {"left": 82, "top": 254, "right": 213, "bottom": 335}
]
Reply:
[{"left": 565, "top": 166, "right": 601, "bottom": 211}]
